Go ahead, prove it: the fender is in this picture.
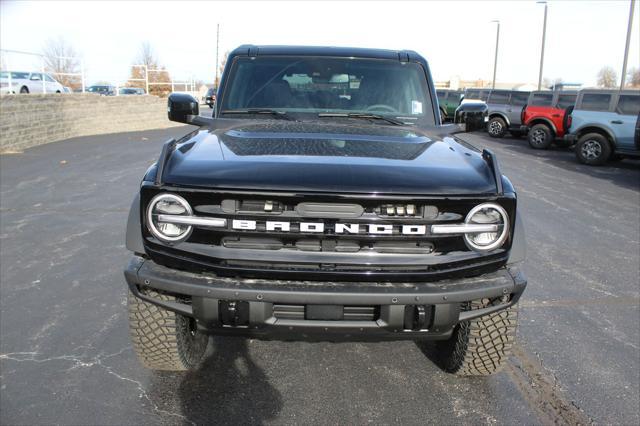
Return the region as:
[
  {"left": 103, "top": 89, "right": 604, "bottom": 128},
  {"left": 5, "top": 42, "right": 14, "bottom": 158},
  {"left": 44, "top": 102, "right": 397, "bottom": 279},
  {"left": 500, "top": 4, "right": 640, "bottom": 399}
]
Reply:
[
  {"left": 528, "top": 116, "right": 557, "bottom": 134},
  {"left": 574, "top": 124, "right": 616, "bottom": 145},
  {"left": 125, "top": 193, "right": 145, "bottom": 254},
  {"left": 489, "top": 111, "right": 510, "bottom": 127},
  {"left": 507, "top": 210, "right": 526, "bottom": 265}
]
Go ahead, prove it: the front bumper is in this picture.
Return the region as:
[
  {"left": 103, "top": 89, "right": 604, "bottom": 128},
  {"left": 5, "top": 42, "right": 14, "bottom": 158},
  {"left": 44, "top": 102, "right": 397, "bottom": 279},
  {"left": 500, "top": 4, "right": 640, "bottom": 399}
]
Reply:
[{"left": 125, "top": 256, "right": 527, "bottom": 341}]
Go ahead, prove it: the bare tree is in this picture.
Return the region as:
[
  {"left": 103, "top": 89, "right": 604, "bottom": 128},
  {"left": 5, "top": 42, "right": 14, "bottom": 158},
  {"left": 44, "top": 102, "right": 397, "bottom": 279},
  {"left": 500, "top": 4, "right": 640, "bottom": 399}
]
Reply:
[
  {"left": 596, "top": 66, "right": 618, "bottom": 88},
  {"left": 127, "top": 42, "right": 172, "bottom": 97},
  {"left": 42, "top": 37, "right": 81, "bottom": 89},
  {"left": 627, "top": 67, "right": 640, "bottom": 88},
  {"left": 215, "top": 51, "right": 229, "bottom": 87},
  {"left": 136, "top": 41, "right": 156, "bottom": 67}
]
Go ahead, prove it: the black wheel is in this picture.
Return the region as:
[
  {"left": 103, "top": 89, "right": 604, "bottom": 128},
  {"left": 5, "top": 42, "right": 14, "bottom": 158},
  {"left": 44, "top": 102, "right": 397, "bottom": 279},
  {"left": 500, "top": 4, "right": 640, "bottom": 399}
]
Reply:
[
  {"left": 575, "top": 133, "right": 611, "bottom": 166},
  {"left": 435, "top": 299, "right": 518, "bottom": 376},
  {"left": 56, "top": 90, "right": 61, "bottom": 93},
  {"left": 528, "top": 124, "right": 553, "bottom": 149},
  {"left": 128, "top": 289, "right": 209, "bottom": 371},
  {"left": 487, "top": 117, "right": 506, "bottom": 138},
  {"left": 20, "top": 86, "right": 29, "bottom": 94}
]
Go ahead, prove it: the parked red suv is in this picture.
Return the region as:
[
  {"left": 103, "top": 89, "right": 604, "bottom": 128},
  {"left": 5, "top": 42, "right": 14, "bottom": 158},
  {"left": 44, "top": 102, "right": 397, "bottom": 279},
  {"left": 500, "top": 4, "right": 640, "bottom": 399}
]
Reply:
[{"left": 522, "top": 91, "right": 577, "bottom": 149}]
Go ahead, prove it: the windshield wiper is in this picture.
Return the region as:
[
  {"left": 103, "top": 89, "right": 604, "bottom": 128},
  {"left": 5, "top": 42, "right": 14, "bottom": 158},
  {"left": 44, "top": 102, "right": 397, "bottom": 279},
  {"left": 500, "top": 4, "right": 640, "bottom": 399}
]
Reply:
[
  {"left": 223, "top": 109, "right": 297, "bottom": 121},
  {"left": 317, "top": 113, "right": 405, "bottom": 126}
]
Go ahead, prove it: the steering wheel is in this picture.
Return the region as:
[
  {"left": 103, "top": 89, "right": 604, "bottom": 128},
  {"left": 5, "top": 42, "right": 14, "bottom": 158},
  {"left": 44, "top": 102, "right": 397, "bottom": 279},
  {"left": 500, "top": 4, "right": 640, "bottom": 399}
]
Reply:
[{"left": 365, "top": 104, "right": 398, "bottom": 113}]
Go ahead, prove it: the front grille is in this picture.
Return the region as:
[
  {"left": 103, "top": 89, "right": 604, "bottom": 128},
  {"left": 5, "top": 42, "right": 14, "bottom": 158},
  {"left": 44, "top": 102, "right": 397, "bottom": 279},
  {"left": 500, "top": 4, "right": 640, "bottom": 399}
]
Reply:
[
  {"left": 221, "top": 236, "right": 435, "bottom": 254},
  {"left": 273, "top": 304, "right": 378, "bottom": 321},
  {"left": 141, "top": 186, "right": 515, "bottom": 280}
]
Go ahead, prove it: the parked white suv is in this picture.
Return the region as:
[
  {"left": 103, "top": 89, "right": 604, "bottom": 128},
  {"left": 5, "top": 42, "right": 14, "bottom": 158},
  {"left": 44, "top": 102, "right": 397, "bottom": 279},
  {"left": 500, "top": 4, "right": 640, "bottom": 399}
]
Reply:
[{"left": 0, "top": 71, "right": 65, "bottom": 94}]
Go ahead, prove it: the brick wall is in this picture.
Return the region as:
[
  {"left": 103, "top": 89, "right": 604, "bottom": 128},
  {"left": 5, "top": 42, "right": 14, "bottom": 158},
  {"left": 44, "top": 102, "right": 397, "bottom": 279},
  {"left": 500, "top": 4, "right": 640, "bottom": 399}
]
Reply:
[{"left": 0, "top": 94, "right": 183, "bottom": 153}]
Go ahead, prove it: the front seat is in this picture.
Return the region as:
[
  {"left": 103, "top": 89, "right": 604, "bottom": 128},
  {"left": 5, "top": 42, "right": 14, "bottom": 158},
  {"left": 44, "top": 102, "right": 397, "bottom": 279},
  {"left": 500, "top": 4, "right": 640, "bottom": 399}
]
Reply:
[{"left": 251, "top": 80, "right": 293, "bottom": 108}]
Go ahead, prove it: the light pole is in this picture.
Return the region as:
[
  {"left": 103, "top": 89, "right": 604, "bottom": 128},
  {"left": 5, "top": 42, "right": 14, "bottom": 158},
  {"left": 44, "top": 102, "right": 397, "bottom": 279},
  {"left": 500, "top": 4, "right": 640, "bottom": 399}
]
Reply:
[
  {"left": 491, "top": 20, "right": 500, "bottom": 89},
  {"left": 215, "top": 24, "right": 220, "bottom": 87},
  {"left": 537, "top": 1, "right": 548, "bottom": 90},
  {"left": 620, "top": 0, "right": 636, "bottom": 89}
]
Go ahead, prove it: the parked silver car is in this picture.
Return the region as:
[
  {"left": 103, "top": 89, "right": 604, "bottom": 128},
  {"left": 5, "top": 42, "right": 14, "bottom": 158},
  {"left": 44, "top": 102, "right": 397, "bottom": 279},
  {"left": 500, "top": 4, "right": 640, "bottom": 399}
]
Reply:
[{"left": 0, "top": 71, "right": 65, "bottom": 94}]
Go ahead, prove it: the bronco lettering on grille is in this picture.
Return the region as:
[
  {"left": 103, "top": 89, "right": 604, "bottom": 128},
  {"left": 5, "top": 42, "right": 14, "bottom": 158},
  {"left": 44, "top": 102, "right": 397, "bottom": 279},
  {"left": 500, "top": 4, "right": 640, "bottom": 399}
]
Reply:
[{"left": 231, "top": 220, "right": 428, "bottom": 235}]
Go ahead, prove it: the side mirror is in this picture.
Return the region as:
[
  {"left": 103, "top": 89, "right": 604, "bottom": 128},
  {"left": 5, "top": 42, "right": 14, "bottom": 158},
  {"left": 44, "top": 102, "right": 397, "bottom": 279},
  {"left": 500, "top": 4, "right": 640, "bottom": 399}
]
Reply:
[{"left": 168, "top": 93, "right": 199, "bottom": 124}]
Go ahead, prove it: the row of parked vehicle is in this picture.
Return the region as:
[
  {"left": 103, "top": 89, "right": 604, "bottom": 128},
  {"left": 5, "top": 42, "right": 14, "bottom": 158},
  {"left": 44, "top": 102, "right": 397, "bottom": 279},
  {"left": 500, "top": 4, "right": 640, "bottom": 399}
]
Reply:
[
  {"left": 0, "top": 71, "right": 146, "bottom": 96},
  {"left": 437, "top": 88, "right": 640, "bottom": 166}
]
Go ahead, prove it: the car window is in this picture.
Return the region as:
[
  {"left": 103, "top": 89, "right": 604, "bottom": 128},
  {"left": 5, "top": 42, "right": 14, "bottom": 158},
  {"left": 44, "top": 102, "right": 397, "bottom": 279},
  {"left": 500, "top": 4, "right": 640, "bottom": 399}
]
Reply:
[
  {"left": 556, "top": 94, "right": 577, "bottom": 109},
  {"left": 465, "top": 89, "right": 481, "bottom": 99},
  {"left": 616, "top": 95, "right": 640, "bottom": 116},
  {"left": 581, "top": 93, "right": 612, "bottom": 111},
  {"left": 530, "top": 93, "right": 553, "bottom": 106},
  {"left": 510, "top": 92, "right": 530, "bottom": 106},
  {"left": 479, "top": 91, "right": 490, "bottom": 101},
  {"left": 436, "top": 90, "right": 445, "bottom": 99},
  {"left": 30, "top": 73, "right": 42, "bottom": 81},
  {"left": 44, "top": 75, "right": 56, "bottom": 82},
  {"left": 0, "top": 72, "right": 30, "bottom": 79},
  {"left": 221, "top": 55, "right": 433, "bottom": 123},
  {"left": 488, "top": 91, "right": 510, "bottom": 104}
]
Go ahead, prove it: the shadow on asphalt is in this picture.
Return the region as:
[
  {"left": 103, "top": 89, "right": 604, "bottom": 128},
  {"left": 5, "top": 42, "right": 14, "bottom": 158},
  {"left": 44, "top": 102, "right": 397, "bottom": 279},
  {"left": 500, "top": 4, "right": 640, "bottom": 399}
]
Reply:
[
  {"left": 171, "top": 336, "right": 283, "bottom": 425},
  {"left": 472, "top": 133, "right": 640, "bottom": 192}
]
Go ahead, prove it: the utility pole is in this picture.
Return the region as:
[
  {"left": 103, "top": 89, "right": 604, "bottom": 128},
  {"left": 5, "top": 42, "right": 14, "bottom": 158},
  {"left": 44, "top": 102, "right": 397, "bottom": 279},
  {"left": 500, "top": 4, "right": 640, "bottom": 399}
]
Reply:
[
  {"left": 491, "top": 20, "right": 500, "bottom": 89},
  {"left": 537, "top": 1, "right": 548, "bottom": 90},
  {"left": 620, "top": 0, "right": 636, "bottom": 90},
  {"left": 215, "top": 24, "right": 220, "bottom": 88}
]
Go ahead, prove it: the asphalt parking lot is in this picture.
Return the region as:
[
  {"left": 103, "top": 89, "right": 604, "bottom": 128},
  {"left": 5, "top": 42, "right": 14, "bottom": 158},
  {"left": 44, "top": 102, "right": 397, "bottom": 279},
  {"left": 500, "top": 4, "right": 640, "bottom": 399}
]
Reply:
[{"left": 1, "top": 123, "right": 638, "bottom": 425}]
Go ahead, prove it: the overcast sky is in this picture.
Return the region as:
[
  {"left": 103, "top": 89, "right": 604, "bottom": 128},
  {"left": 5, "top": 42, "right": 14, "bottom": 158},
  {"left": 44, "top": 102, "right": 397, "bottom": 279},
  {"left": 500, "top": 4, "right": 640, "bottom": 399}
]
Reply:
[{"left": 1, "top": 0, "right": 638, "bottom": 87}]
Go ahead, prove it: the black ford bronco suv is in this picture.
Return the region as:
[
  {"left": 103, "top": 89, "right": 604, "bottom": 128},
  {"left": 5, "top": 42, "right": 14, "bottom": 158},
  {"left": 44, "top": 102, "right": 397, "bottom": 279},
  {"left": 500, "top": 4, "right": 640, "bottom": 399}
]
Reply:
[{"left": 124, "top": 46, "right": 526, "bottom": 376}]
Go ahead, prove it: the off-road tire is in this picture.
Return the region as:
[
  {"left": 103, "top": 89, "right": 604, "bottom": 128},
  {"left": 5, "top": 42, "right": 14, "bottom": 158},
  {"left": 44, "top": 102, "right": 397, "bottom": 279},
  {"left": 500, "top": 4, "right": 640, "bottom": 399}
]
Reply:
[
  {"left": 436, "top": 299, "right": 518, "bottom": 376},
  {"left": 575, "top": 133, "right": 611, "bottom": 166},
  {"left": 128, "top": 289, "right": 209, "bottom": 371},
  {"left": 20, "top": 86, "right": 29, "bottom": 94},
  {"left": 528, "top": 123, "right": 553, "bottom": 149},
  {"left": 487, "top": 117, "right": 506, "bottom": 138}
]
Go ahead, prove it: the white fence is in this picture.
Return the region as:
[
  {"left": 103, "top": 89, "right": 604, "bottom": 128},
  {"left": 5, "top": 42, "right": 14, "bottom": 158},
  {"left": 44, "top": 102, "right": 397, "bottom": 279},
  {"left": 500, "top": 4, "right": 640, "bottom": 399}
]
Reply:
[{"left": 1, "top": 49, "right": 197, "bottom": 97}]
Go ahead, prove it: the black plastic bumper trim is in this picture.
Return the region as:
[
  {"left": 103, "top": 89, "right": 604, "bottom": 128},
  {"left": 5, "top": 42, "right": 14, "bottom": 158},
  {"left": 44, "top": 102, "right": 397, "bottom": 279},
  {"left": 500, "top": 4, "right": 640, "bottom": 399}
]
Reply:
[{"left": 125, "top": 256, "right": 526, "bottom": 320}]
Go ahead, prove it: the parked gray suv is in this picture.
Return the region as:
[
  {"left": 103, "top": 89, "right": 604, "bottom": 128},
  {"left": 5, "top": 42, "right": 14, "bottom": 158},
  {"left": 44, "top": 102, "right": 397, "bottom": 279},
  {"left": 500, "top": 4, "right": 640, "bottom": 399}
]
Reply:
[
  {"left": 564, "top": 89, "right": 640, "bottom": 165},
  {"left": 485, "top": 90, "right": 531, "bottom": 138}
]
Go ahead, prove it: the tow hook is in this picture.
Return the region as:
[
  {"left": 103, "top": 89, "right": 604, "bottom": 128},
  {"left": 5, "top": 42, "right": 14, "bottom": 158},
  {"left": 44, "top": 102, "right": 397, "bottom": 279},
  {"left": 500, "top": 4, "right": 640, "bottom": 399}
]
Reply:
[{"left": 403, "top": 305, "right": 432, "bottom": 331}]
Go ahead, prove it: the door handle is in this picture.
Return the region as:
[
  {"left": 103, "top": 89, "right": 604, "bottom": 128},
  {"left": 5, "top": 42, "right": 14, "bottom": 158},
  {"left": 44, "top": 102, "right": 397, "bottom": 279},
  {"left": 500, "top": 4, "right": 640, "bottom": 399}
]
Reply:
[{"left": 611, "top": 120, "right": 623, "bottom": 124}]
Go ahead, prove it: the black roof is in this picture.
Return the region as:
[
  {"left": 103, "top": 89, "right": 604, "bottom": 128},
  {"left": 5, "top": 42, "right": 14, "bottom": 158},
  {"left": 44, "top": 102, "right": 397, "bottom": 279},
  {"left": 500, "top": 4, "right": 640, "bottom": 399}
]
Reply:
[{"left": 230, "top": 45, "right": 425, "bottom": 63}]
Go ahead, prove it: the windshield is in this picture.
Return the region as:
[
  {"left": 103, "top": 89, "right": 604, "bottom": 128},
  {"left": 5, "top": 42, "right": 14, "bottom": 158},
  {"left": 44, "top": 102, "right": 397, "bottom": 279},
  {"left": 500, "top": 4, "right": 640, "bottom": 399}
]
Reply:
[{"left": 219, "top": 56, "right": 434, "bottom": 125}]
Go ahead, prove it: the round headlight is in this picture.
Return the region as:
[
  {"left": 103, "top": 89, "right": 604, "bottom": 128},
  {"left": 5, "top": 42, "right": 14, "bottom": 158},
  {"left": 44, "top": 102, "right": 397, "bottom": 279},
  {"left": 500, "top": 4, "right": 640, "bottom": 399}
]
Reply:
[
  {"left": 464, "top": 203, "right": 509, "bottom": 251},
  {"left": 146, "top": 193, "right": 193, "bottom": 243}
]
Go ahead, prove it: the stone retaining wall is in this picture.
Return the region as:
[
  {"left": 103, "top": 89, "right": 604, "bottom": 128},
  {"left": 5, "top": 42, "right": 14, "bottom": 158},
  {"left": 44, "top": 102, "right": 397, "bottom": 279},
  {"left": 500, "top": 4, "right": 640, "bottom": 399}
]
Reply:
[{"left": 0, "top": 94, "right": 182, "bottom": 153}]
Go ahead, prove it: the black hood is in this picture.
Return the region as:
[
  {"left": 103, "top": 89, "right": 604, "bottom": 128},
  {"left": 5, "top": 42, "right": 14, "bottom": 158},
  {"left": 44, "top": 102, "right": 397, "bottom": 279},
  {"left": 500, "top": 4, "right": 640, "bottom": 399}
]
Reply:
[{"left": 162, "top": 120, "right": 497, "bottom": 195}]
